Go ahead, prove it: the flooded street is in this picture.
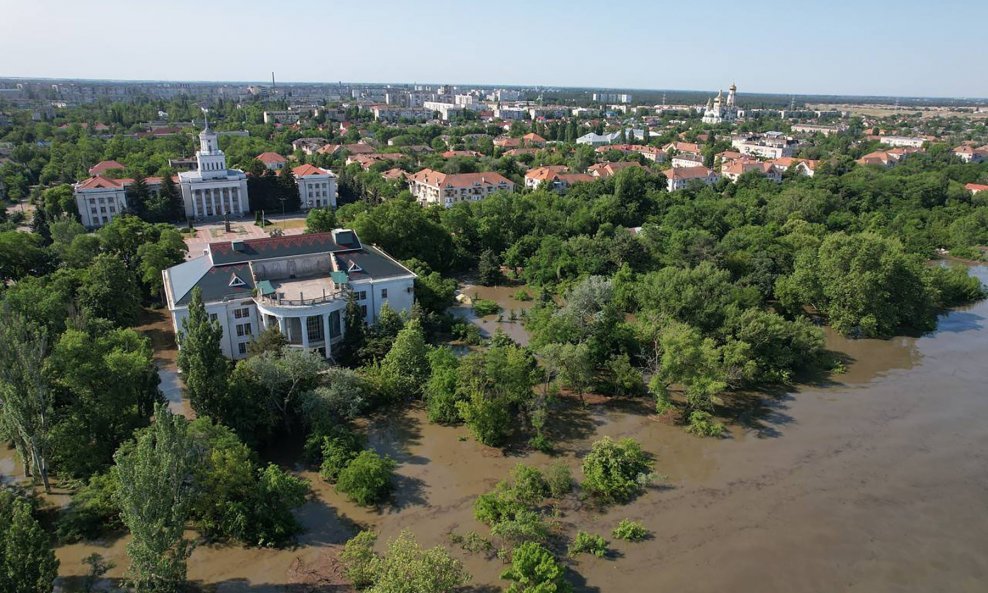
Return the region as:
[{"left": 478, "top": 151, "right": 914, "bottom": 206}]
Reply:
[
  {"left": 9, "top": 269, "right": 988, "bottom": 592},
  {"left": 134, "top": 307, "right": 190, "bottom": 418},
  {"left": 451, "top": 283, "right": 537, "bottom": 345}
]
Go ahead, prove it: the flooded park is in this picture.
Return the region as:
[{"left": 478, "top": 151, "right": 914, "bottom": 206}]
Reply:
[{"left": 4, "top": 269, "right": 988, "bottom": 593}]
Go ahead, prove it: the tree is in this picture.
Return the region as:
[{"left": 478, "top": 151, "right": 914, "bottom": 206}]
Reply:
[
  {"left": 0, "top": 310, "right": 53, "bottom": 492},
  {"left": 136, "top": 229, "right": 187, "bottom": 302},
  {"left": 424, "top": 347, "right": 463, "bottom": 424},
  {"left": 341, "top": 530, "right": 470, "bottom": 593},
  {"left": 236, "top": 347, "right": 325, "bottom": 429},
  {"left": 47, "top": 326, "right": 161, "bottom": 478},
  {"left": 114, "top": 404, "right": 196, "bottom": 593},
  {"left": 78, "top": 253, "right": 142, "bottom": 326},
  {"left": 159, "top": 174, "right": 184, "bottom": 221},
  {"left": 338, "top": 292, "right": 366, "bottom": 366},
  {"left": 581, "top": 436, "right": 653, "bottom": 503},
  {"left": 277, "top": 166, "right": 301, "bottom": 212},
  {"left": 379, "top": 318, "right": 429, "bottom": 399},
  {"left": 176, "top": 287, "right": 230, "bottom": 419},
  {"left": 126, "top": 175, "right": 150, "bottom": 220},
  {"left": 0, "top": 490, "right": 59, "bottom": 593},
  {"left": 336, "top": 450, "right": 396, "bottom": 506},
  {"left": 500, "top": 542, "right": 570, "bottom": 593},
  {"left": 477, "top": 249, "right": 502, "bottom": 285},
  {"left": 246, "top": 326, "right": 288, "bottom": 357},
  {"left": 0, "top": 230, "right": 51, "bottom": 283},
  {"left": 305, "top": 207, "right": 336, "bottom": 233}
]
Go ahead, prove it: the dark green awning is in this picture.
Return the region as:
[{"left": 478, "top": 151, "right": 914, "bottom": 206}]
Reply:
[{"left": 257, "top": 280, "right": 276, "bottom": 296}]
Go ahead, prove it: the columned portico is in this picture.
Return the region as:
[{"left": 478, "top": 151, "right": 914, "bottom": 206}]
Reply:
[{"left": 256, "top": 299, "right": 346, "bottom": 360}]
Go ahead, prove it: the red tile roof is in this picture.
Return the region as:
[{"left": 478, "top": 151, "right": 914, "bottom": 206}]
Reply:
[
  {"left": 256, "top": 152, "right": 287, "bottom": 164},
  {"left": 409, "top": 168, "right": 514, "bottom": 189},
  {"left": 292, "top": 164, "right": 330, "bottom": 177},
  {"left": 88, "top": 160, "right": 125, "bottom": 176}
]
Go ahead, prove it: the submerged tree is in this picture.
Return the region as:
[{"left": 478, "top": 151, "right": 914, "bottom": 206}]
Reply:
[
  {"left": 0, "top": 490, "right": 59, "bottom": 593},
  {"left": 0, "top": 309, "right": 53, "bottom": 492},
  {"left": 114, "top": 404, "right": 197, "bottom": 593}
]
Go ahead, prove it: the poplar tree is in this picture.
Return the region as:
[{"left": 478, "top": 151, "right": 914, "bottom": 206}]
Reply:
[
  {"left": 0, "top": 490, "right": 59, "bottom": 593},
  {"left": 177, "top": 287, "right": 229, "bottom": 417},
  {"left": 114, "top": 404, "right": 196, "bottom": 593}
]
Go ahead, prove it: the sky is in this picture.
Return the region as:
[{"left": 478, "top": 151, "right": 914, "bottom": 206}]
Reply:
[{"left": 2, "top": 0, "right": 987, "bottom": 98}]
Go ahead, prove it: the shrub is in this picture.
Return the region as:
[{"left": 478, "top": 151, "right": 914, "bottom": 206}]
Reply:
[
  {"left": 56, "top": 472, "right": 122, "bottom": 542},
  {"left": 474, "top": 481, "right": 525, "bottom": 526},
  {"left": 581, "top": 437, "right": 654, "bottom": 503},
  {"left": 341, "top": 530, "right": 379, "bottom": 589},
  {"left": 319, "top": 430, "right": 364, "bottom": 483},
  {"left": 568, "top": 531, "right": 607, "bottom": 557},
  {"left": 612, "top": 519, "right": 649, "bottom": 542},
  {"left": 336, "top": 450, "right": 397, "bottom": 506},
  {"left": 490, "top": 510, "right": 550, "bottom": 545},
  {"left": 510, "top": 464, "right": 549, "bottom": 506},
  {"left": 685, "top": 410, "right": 726, "bottom": 438},
  {"left": 472, "top": 299, "right": 502, "bottom": 317},
  {"left": 545, "top": 463, "right": 575, "bottom": 498},
  {"left": 501, "top": 542, "right": 571, "bottom": 593},
  {"left": 513, "top": 289, "right": 533, "bottom": 301}
]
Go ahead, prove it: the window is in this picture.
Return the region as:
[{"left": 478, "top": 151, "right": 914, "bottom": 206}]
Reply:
[
  {"left": 234, "top": 307, "right": 250, "bottom": 319},
  {"left": 358, "top": 290, "right": 367, "bottom": 300},
  {"left": 236, "top": 322, "right": 252, "bottom": 337},
  {"left": 381, "top": 288, "right": 388, "bottom": 299},
  {"left": 209, "top": 313, "right": 218, "bottom": 322},
  {"left": 360, "top": 305, "right": 368, "bottom": 317},
  {"left": 306, "top": 316, "right": 324, "bottom": 342},
  {"left": 238, "top": 342, "right": 248, "bottom": 355}
]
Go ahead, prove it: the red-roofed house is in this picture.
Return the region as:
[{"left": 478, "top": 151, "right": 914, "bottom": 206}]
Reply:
[
  {"left": 965, "top": 183, "right": 988, "bottom": 195},
  {"left": 721, "top": 159, "right": 781, "bottom": 183},
  {"left": 587, "top": 161, "right": 644, "bottom": 178},
  {"left": 408, "top": 168, "right": 515, "bottom": 207},
  {"left": 525, "top": 165, "right": 571, "bottom": 189},
  {"left": 664, "top": 166, "right": 720, "bottom": 191},
  {"left": 494, "top": 133, "right": 546, "bottom": 149},
  {"left": 88, "top": 160, "right": 125, "bottom": 176},
  {"left": 953, "top": 145, "right": 988, "bottom": 164},
  {"left": 257, "top": 152, "right": 288, "bottom": 171},
  {"left": 292, "top": 164, "right": 337, "bottom": 209}
]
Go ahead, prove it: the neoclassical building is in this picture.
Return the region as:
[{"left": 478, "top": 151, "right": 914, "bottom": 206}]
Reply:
[
  {"left": 162, "top": 229, "right": 416, "bottom": 360},
  {"left": 702, "top": 83, "right": 740, "bottom": 125},
  {"left": 177, "top": 119, "right": 251, "bottom": 220}
]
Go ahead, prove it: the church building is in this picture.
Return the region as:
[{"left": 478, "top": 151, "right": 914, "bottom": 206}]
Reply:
[{"left": 702, "top": 83, "right": 741, "bottom": 125}]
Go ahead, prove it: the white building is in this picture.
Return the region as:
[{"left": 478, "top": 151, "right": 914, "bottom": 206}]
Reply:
[
  {"left": 178, "top": 119, "right": 251, "bottom": 220},
  {"left": 664, "top": 166, "right": 720, "bottom": 192},
  {"left": 73, "top": 175, "right": 167, "bottom": 228},
  {"left": 876, "top": 135, "right": 926, "bottom": 148},
  {"left": 702, "top": 83, "right": 740, "bottom": 124},
  {"left": 162, "top": 229, "right": 416, "bottom": 361},
  {"left": 293, "top": 164, "right": 338, "bottom": 209},
  {"left": 731, "top": 132, "right": 798, "bottom": 159},
  {"left": 371, "top": 106, "right": 432, "bottom": 122},
  {"left": 408, "top": 169, "right": 514, "bottom": 207}
]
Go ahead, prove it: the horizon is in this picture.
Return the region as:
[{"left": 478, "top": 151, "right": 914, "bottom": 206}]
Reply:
[
  {"left": 3, "top": 75, "right": 986, "bottom": 103},
  {"left": 2, "top": 0, "right": 987, "bottom": 98}
]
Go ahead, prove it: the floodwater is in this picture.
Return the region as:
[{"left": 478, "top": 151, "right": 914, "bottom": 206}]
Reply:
[
  {"left": 451, "top": 283, "right": 537, "bottom": 345},
  {"left": 134, "top": 307, "right": 191, "bottom": 418},
  {"left": 10, "top": 268, "right": 988, "bottom": 592}
]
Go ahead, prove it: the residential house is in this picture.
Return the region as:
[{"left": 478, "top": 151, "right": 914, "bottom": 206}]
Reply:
[
  {"left": 257, "top": 152, "right": 288, "bottom": 171},
  {"left": 293, "top": 164, "right": 337, "bottom": 209},
  {"left": 408, "top": 169, "right": 514, "bottom": 207},
  {"left": 587, "top": 161, "right": 644, "bottom": 178},
  {"left": 664, "top": 166, "right": 720, "bottom": 191}
]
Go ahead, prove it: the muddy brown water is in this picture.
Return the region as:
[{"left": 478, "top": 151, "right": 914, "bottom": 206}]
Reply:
[
  {"left": 452, "top": 283, "right": 537, "bottom": 346},
  {"left": 4, "top": 270, "right": 988, "bottom": 592}
]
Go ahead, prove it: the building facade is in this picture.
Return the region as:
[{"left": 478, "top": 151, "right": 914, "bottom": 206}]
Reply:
[
  {"left": 73, "top": 175, "right": 168, "bottom": 228},
  {"left": 701, "top": 83, "right": 740, "bottom": 124},
  {"left": 293, "top": 164, "right": 338, "bottom": 209},
  {"left": 178, "top": 120, "right": 251, "bottom": 220},
  {"left": 163, "top": 230, "right": 416, "bottom": 361},
  {"left": 408, "top": 169, "right": 514, "bottom": 207}
]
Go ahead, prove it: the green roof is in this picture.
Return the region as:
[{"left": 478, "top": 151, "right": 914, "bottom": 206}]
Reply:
[
  {"left": 330, "top": 271, "right": 349, "bottom": 285},
  {"left": 257, "top": 280, "right": 276, "bottom": 296}
]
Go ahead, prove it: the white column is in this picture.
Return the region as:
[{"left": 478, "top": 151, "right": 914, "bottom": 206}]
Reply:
[
  {"left": 322, "top": 314, "right": 332, "bottom": 359},
  {"left": 277, "top": 317, "right": 286, "bottom": 335},
  {"left": 301, "top": 317, "right": 310, "bottom": 349}
]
